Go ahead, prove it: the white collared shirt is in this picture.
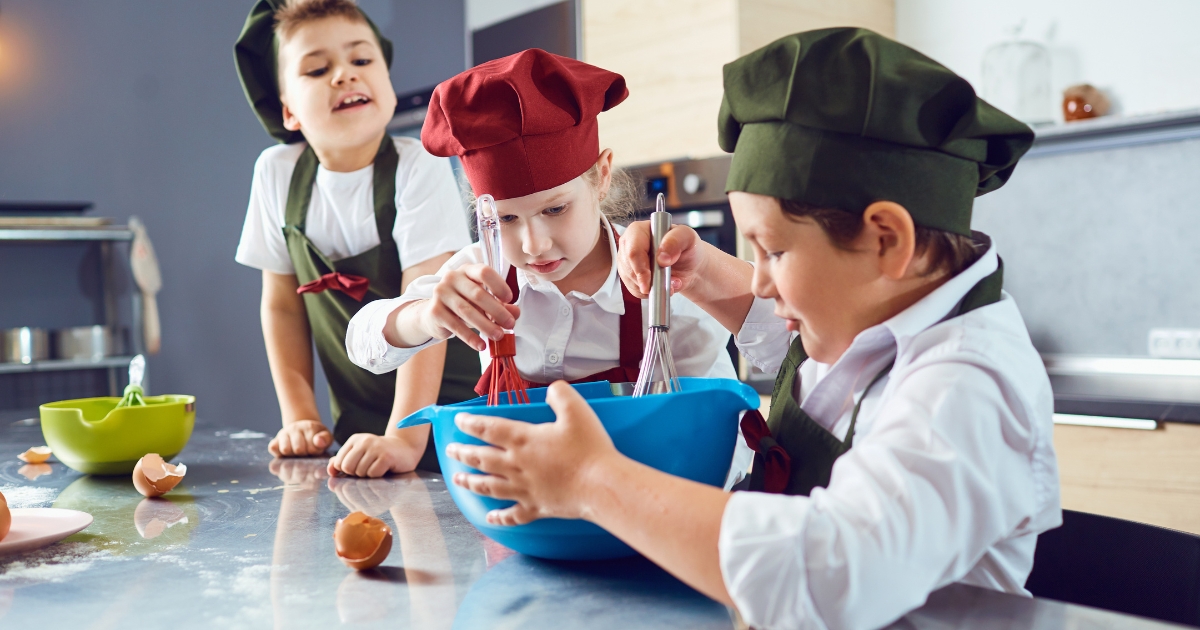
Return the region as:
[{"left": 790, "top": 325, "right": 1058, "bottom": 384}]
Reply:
[
  {"left": 722, "top": 243, "right": 1061, "bottom": 630},
  {"left": 347, "top": 220, "right": 736, "bottom": 382}
]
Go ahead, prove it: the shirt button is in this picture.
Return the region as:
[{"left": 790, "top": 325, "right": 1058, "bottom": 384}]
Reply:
[
  {"left": 548, "top": 353, "right": 560, "bottom": 364},
  {"left": 561, "top": 306, "right": 571, "bottom": 316}
]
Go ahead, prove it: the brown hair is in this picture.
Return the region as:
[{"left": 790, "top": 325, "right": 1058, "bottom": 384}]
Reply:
[
  {"left": 273, "top": 0, "right": 370, "bottom": 41},
  {"left": 780, "top": 200, "right": 982, "bottom": 277}
]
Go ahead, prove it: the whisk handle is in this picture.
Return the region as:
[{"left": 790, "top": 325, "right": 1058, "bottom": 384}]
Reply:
[{"left": 648, "top": 210, "right": 672, "bottom": 328}]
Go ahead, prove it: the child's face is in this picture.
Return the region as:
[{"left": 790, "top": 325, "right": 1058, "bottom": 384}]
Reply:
[
  {"left": 493, "top": 176, "right": 605, "bottom": 284},
  {"left": 277, "top": 17, "right": 397, "bottom": 154},
  {"left": 731, "top": 191, "right": 881, "bottom": 364}
]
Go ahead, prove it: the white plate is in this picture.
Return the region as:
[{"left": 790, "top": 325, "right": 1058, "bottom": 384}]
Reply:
[{"left": 0, "top": 508, "right": 93, "bottom": 556}]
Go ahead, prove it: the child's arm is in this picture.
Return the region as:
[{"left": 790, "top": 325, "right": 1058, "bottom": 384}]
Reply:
[
  {"left": 618, "top": 222, "right": 756, "bottom": 335},
  {"left": 446, "top": 382, "right": 734, "bottom": 604},
  {"left": 261, "top": 270, "right": 334, "bottom": 457},
  {"left": 330, "top": 253, "right": 455, "bottom": 477}
]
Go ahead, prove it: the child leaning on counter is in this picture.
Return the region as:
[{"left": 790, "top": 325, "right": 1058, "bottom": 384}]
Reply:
[
  {"left": 345, "top": 49, "right": 749, "bottom": 486},
  {"left": 232, "top": 0, "right": 480, "bottom": 476},
  {"left": 440, "top": 29, "right": 1062, "bottom": 630}
]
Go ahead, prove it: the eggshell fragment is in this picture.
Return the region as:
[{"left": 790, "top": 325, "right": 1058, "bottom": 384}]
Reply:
[
  {"left": 17, "top": 446, "right": 52, "bottom": 464},
  {"left": 132, "top": 453, "right": 188, "bottom": 498},
  {"left": 334, "top": 511, "right": 392, "bottom": 570},
  {"left": 0, "top": 491, "right": 10, "bottom": 541}
]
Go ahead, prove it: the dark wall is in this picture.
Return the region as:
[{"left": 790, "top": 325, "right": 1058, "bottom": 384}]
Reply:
[
  {"left": 0, "top": 1, "right": 466, "bottom": 428},
  {"left": 472, "top": 1, "right": 577, "bottom": 66}
]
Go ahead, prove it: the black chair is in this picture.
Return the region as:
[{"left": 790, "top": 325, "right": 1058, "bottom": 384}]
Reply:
[{"left": 1026, "top": 509, "right": 1200, "bottom": 627}]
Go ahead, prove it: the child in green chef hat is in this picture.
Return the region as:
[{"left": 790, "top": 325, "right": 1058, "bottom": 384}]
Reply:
[
  {"left": 233, "top": 0, "right": 479, "bottom": 476},
  {"left": 442, "top": 28, "right": 1061, "bottom": 629}
]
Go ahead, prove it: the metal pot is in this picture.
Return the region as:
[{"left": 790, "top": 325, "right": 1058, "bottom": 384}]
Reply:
[
  {"left": 54, "top": 325, "right": 121, "bottom": 361},
  {"left": 2, "top": 327, "right": 50, "bottom": 364}
]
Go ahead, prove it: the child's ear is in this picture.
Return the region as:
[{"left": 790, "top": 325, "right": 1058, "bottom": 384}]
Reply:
[
  {"left": 594, "top": 149, "right": 614, "bottom": 199},
  {"left": 281, "top": 99, "right": 302, "bottom": 132},
  {"left": 862, "top": 201, "right": 916, "bottom": 280}
]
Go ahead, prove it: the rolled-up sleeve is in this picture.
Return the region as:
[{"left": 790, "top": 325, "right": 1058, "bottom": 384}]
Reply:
[
  {"left": 719, "top": 360, "right": 1049, "bottom": 630},
  {"left": 734, "top": 296, "right": 793, "bottom": 373},
  {"left": 345, "top": 244, "right": 483, "bottom": 374}
]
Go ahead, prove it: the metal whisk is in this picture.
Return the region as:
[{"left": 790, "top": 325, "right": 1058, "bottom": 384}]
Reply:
[
  {"left": 476, "top": 194, "right": 530, "bottom": 406},
  {"left": 633, "top": 194, "right": 682, "bottom": 397}
]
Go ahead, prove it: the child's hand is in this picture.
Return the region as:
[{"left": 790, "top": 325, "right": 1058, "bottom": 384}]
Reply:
[
  {"left": 268, "top": 419, "right": 333, "bottom": 457},
  {"left": 445, "top": 381, "right": 621, "bottom": 525},
  {"left": 617, "top": 222, "right": 706, "bottom": 299},
  {"left": 415, "top": 263, "right": 521, "bottom": 352},
  {"left": 327, "top": 434, "right": 417, "bottom": 478}
]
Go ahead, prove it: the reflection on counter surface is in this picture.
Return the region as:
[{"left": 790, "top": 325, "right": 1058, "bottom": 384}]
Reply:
[{"left": 0, "top": 418, "right": 1188, "bottom": 628}]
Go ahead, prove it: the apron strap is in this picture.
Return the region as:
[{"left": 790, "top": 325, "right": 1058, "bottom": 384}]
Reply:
[{"left": 371, "top": 136, "right": 399, "bottom": 245}]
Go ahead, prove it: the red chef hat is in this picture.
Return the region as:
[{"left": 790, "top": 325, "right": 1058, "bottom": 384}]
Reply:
[{"left": 422, "top": 49, "right": 628, "bottom": 201}]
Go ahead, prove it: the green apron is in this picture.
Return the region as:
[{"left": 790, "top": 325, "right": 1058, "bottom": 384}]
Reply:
[
  {"left": 283, "top": 135, "right": 481, "bottom": 471},
  {"left": 746, "top": 257, "right": 1005, "bottom": 495}
]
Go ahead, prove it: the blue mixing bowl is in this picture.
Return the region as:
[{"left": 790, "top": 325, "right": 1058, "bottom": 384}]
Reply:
[{"left": 397, "top": 377, "right": 759, "bottom": 560}]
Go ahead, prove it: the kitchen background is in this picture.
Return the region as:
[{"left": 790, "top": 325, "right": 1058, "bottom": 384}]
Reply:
[{"left": 2, "top": 1, "right": 1198, "bottom": 530}]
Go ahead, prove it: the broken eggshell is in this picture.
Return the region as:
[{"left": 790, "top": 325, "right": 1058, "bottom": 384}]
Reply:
[
  {"left": 1, "top": 490, "right": 10, "bottom": 541},
  {"left": 17, "top": 446, "right": 52, "bottom": 464},
  {"left": 131, "top": 453, "right": 187, "bottom": 498},
  {"left": 334, "top": 511, "right": 392, "bottom": 570}
]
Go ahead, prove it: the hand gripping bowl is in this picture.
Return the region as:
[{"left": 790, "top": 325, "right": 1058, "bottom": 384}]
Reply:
[
  {"left": 39, "top": 395, "right": 196, "bottom": 475},
  {"left": 398, "top": 377, "right": 758, "bottom": 560}
]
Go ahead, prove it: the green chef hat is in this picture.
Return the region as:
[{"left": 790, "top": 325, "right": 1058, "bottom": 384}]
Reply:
[
  {"left": 233, "top": 0, "right": 394, "bottom": 144},
  {"left": 718, "top": 28, "right": 1034, "bottom": 236}
]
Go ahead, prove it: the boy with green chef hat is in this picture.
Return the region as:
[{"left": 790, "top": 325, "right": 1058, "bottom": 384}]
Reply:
[
  {"left": 233, "top": 0, "right": 479, "bottom": 476},
  {"left": 440, "top": 28, "right": 1062, "bottom": 629}
]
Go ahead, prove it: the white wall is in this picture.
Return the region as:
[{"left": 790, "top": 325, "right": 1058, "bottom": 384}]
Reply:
[{"left": 895, "top": 0, "right": 1200, "bottom": 122}]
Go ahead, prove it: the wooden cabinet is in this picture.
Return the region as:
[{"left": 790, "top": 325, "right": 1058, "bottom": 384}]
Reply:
[
  {"left": 582, "top": 0, "right": 894, "bottom": 166},
  {"left": 1055, "top": 423, "right": 1200, "bottom": 535}
]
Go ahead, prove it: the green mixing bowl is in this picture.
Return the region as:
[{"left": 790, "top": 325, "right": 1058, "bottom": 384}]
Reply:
[{"left": 39, "top": 395, "right": 196, "bottom": 475}]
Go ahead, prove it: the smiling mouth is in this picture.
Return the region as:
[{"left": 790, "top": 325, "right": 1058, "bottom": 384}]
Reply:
[
  {"left": 526, "top": 259, "right": 565, "bottom": 274},
  {"left": 334, "top": 94, "right": 371, "bottom": 111}
]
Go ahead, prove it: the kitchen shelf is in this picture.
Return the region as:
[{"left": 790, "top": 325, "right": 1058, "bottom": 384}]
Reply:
[
  {"left": 1027, "top": 108, "right": 1200, "bottom": 158},
  {"left": 0, "top": 356, "right": 136, "bottom": 375},
  {"left": 0, "top": 219, "right": 145, "bottom": 400},
  {"left": 0, "top": 226, "right": 133, "bottom": 242}
]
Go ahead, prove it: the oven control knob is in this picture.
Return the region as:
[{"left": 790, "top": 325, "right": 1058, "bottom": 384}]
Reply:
[{"left": 682, "top": 173, "right": 704, "bottom": 195}]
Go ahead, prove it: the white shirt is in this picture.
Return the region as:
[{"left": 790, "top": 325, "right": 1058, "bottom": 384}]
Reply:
[
  {"left": 347, "top": 219, "right": 752, "bottom": 488},
  {"left": 722, "top": 243, "right": 1061, "bottom": 630},
  {"left": 235, "top": 136, "right": 471, "bottom": 275},
  {"left": 347, "top": 219, "right": 737, "bottom": 382}
]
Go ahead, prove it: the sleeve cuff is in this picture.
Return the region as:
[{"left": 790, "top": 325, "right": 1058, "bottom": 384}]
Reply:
[
  {"left": 345, "top": 297, "right": 437, "bottom": 374},
  {"left": 720, "top": 491, "right": 821, "bottom": 630},
  {"left": 734, "top": 296, "right": 793, "bottom": 373}
]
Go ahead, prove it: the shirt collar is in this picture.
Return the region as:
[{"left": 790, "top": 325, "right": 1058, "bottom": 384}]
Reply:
[
  {"left": 512, "top": 215, "right": 626, "bottom": 315},
  {"left": 881, "top": 234, "right": 999, "bottom": 355}
]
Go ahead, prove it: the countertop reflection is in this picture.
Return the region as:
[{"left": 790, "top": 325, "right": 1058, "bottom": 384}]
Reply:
[{"left": 0, "top": 416, "right": 1186, "bottom": 629}]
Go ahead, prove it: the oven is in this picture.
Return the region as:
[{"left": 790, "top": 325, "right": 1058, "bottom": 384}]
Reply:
[{"left": 625, "top": 156, "right": 776, "bottom": 392}]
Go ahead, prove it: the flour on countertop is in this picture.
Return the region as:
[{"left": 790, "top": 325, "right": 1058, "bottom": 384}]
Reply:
[{"left": 0, "top": 485, "right": 58, "bottom": 508}]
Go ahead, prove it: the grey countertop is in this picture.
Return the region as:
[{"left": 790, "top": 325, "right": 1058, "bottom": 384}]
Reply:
[{"left": 0, "top": 415, "right": 1187, "bottom": 629}]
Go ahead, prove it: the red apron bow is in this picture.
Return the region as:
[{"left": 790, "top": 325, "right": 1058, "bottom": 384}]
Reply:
[
  {"left": 296, "top": 272, "right": 370, "bottom": 302},
  {"left": 741, "top": 409, "right": 791, "bottom": 493}
]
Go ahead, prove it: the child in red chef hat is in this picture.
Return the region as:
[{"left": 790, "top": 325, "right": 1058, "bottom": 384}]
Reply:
[{"left": 345, "top": 49, "right": 748, "bottom": 483}]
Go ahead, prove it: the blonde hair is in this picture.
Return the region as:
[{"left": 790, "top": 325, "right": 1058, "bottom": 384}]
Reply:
[{"left": 460, "top": 161, "right": 641, "bottom": 226}]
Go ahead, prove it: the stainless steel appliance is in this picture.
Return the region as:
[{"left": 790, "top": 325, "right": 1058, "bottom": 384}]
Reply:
[{"left": 625, "top": 155, "right": 776, "bottom": 392}]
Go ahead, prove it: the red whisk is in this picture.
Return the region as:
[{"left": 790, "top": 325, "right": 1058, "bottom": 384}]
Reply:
[
  {"left": 486, "top": 333, "right": 529, "bottom": 406},
  {"left": 477, "top": 194, "right": 530, "bottom": 406}
]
